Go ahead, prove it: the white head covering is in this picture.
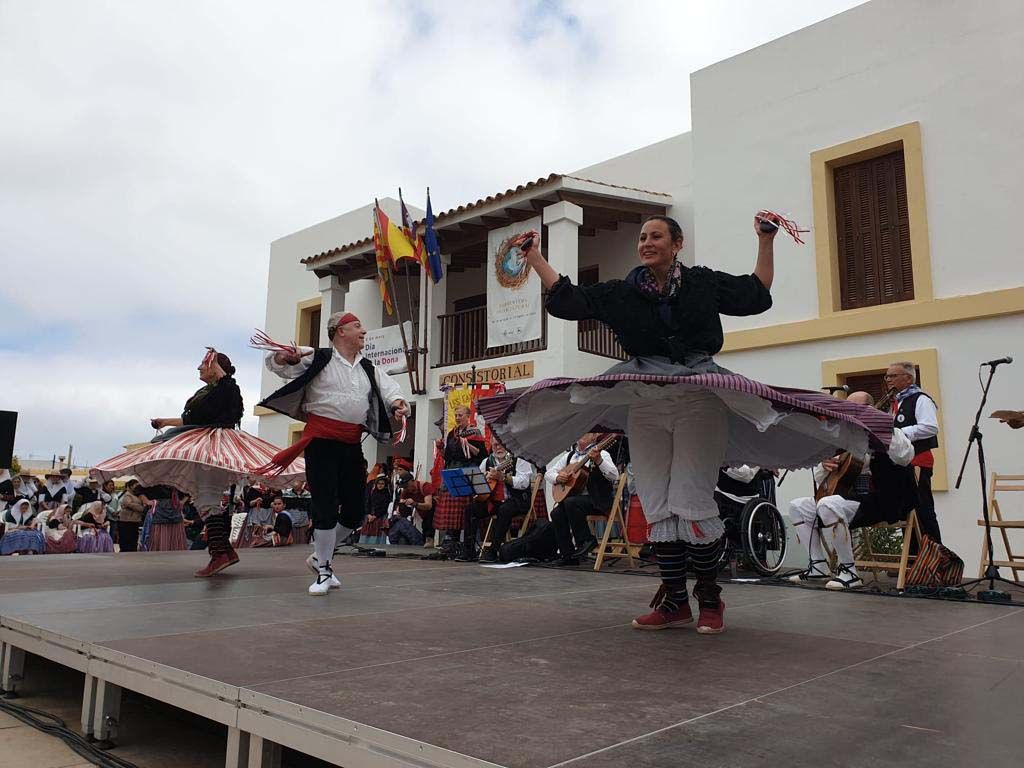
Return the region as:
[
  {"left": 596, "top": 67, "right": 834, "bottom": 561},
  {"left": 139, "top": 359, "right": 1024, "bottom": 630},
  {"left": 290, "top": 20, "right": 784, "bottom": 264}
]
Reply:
[{"left": 8, "top": 498, "right": 32, "bottom": 524}]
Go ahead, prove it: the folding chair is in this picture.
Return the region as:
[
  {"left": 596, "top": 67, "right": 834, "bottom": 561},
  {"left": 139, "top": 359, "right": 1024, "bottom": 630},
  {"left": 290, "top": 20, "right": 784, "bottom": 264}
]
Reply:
[
  {"left": 591, "top": 475, "right": 636, "bottom": 571},
  {"left": 978, "top": 473, "right": 1024, "bottom": 581},
  {"left": 853, "top": 509, "right": 922, "bottom": 590},
  {"left": 479, "top": 475, "right": 545, "bottom": 557}
]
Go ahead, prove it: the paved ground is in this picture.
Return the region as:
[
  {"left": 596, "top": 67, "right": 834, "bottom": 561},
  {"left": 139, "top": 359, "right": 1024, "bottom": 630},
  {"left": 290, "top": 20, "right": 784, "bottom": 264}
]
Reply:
[{"left": 1, "top": 547, "right": 1022, "bottom": 767}]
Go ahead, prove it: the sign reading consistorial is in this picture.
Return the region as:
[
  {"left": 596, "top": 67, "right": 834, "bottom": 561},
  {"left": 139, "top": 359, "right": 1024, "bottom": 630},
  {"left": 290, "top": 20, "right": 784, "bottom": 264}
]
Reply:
[
  {"left": 363, "top": 322, "right": 413, "bottom": 374},
  {"left": 438, "top": 361, "right": 534, "bottom": 387},
  {"left": 487, "top": 217, "right": 542, "bottom": 348}
]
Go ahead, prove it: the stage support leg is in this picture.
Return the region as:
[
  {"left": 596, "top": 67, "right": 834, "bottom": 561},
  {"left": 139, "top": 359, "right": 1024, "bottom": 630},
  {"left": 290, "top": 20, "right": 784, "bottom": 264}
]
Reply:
[
  {"left": 92, "top": 678, "right": 122, "bottom": 743},
  {"left": 247, "top": 734, "right": 282, "bottom": 768},
  {"left": 1, "top": 643, "right": 24, "bottom": 697},
  {"left": 225, "top": 727, "right": 251, "bottom": 768},
  {"left": 81, "top": 673, "right": 98, "bottom": 739}
]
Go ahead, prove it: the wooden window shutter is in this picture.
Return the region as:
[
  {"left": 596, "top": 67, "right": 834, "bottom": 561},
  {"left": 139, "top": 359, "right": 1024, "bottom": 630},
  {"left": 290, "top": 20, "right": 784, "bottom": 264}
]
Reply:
[{"left": 833, "top": 149, "right": 914, "bottom": 310}]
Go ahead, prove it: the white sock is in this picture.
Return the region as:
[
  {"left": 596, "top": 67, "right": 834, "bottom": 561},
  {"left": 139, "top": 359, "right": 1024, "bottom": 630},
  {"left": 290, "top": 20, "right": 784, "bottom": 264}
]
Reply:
[{"left": 314, "top": 527, "right": 337, "bottom": 572}]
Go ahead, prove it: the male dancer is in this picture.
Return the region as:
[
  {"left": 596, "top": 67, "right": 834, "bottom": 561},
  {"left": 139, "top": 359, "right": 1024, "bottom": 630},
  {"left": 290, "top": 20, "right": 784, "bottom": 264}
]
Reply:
[{"left": 261, "top": 312, "right": 408, "bottom": 595}]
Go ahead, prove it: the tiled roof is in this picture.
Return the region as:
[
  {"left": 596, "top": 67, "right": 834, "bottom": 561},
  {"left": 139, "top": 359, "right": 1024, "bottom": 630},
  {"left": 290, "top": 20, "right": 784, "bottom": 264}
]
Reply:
[{"left": 300, "top": 173, "right": 670, "bottom": 267}]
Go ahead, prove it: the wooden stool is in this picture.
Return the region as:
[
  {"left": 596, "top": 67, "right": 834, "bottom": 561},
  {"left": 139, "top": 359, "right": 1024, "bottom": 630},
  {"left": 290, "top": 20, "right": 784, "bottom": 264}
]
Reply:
[{"left": 977, "top": 473, "right": 1024, "bottom": 581}]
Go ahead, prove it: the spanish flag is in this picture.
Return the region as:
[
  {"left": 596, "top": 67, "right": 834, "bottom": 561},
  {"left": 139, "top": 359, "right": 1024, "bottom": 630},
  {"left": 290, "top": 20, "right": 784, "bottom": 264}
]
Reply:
[
  {"left": 372, "top": 207, "right": 394, "bottom": 316},
  {"left": 374, "top": 199, "right": 418, "bottom": 265}
]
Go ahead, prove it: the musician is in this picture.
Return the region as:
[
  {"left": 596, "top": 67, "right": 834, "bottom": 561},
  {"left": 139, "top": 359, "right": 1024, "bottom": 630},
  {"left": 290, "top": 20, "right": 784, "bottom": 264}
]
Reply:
[
  {"left": 884, "top": 361, "right": 941, "bottom": 542},
  {"left": 544, "top": 433, "right": 618, "bottom": 566},
  {"left": 788, "top": 391, "right": 917, "bottom": 589},
  {"left": 395, "top": 472, "right": 436, "bottom": 545},
  {"left": 433, "top": 405, "right": 487, "bottom": 555},
  {"left": 457, "top": 436, "right": 535, "bottom": 563}
]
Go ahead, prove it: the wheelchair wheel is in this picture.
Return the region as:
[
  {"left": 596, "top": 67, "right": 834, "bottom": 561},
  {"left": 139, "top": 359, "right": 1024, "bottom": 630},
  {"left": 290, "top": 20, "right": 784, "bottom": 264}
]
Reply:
[{"left": 740, "top": 498, "right": 787, "bottom": 576}]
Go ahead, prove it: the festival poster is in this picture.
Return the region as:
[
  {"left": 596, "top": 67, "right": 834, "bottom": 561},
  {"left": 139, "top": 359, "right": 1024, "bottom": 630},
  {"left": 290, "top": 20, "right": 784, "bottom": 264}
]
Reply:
[
  {"left": 486, "top": 217, "right": 542, "bottom": 348},
  {"left": 362, "top": 321, "right": 413, "bottom": 374}
]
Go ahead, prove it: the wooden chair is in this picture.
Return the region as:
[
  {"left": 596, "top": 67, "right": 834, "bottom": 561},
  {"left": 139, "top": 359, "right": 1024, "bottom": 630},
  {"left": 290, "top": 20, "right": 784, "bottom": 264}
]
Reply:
[
  {"left": 479, "top": 475, "right": 544, "bottom": 556},
  {"left": 977, "top": 473, "right": 1024, "bottom": 581},
  {"left": 591, "top": 475, "right": 637, "bottom": 571},
  {"left": 853, "top": 509, "right": 922, "bottom": 590}
]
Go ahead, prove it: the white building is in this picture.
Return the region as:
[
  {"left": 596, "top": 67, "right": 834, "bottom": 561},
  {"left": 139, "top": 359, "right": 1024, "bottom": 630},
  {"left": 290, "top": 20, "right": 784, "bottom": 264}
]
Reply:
[{"left": 259, "top": 0, "right": 1024, "bottom": 575}]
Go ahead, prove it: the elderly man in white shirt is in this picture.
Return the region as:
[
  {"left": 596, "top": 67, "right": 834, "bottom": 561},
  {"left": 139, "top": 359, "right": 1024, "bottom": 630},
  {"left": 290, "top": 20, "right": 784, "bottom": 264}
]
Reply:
[
  {"left": 544, "top": 433, "right": 619, "bottom": 566},
  {"left": 262, "top": 311, "right": 409, "bottom": 596},
  {"left": 457, "top": 436, "right": 535, "bottom": 563}
]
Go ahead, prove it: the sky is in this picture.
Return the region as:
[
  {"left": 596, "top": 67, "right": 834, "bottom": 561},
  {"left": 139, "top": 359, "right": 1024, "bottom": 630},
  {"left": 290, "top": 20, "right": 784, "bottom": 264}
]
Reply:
[{"left": 0, "top": 0, "right": 865, "bottom": 467}]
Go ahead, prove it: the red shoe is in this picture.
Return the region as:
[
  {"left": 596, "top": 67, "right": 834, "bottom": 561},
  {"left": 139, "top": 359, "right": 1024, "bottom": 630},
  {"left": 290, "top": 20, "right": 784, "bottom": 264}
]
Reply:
[
  {"left": 696, "top": 599, "right": 725, "bottom": 634},
  {"left": 225, "top": 547, "right": 240, "bottom": 566},
  {"left": 632, "top": 602, "right": 693, "bottom": 630},
  {"left": 194, "top": 552, "right": 236, "bottom": 578}
]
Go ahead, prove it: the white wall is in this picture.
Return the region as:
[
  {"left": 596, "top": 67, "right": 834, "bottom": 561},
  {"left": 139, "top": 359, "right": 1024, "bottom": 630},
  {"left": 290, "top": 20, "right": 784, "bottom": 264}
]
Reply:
[
  {"left": 690, "top": 0, "right": 1024, "bottom": 330},
  {"left": 574, "top": 132, "right": 695, "bottom": 264}
]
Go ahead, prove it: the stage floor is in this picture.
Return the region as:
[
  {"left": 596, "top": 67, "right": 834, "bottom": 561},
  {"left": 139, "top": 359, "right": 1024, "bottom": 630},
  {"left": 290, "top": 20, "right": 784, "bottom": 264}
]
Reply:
[{"left": 1, "top": 547, "right": 1022, "bottom": 768}]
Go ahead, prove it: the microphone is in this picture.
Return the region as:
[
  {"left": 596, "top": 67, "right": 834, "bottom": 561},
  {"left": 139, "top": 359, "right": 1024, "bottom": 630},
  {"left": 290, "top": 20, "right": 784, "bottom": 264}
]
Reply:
[
  {"left": 821, "top": 385, "right": 849, "bottom": 394},
  {"left": 981, "top": 356, "right": 1013, "bottom": 367}
]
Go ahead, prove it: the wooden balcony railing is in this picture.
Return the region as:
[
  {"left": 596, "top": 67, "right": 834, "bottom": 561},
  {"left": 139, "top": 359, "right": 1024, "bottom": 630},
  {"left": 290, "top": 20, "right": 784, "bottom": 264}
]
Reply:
[
  {"left": 578, "top": 318, "right": 628, "bottom": 361},
  {"left": 437, "top": 306, "right": 547, "bottom": 367}
]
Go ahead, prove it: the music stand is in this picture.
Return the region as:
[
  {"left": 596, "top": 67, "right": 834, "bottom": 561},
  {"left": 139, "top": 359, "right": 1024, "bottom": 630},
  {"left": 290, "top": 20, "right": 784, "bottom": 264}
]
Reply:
[
  {"left": 954, "top": 364, "right": 1018, "bottom": 602},
  {"left": 441, "top": 468, "right": 489, "bottom": 498}
]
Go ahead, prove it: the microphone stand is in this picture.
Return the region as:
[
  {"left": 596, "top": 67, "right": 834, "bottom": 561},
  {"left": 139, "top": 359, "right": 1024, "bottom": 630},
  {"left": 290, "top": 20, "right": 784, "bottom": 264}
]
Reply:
[{"left": 954, "top": 363, "right": 1017, "bottom": 602}]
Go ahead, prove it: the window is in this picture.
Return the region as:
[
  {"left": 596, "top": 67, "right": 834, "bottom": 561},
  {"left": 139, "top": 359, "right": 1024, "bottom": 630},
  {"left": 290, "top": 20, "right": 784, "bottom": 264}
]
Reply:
[
  {"left": 295, "top": 298, "right": 322, "bottom": 347},
  {"left": 810, "top": 122, "right": 932, "bottom": 316},
  {"left": 842, "top": 366, "right": 920, "bottom": 407},
  {"left": 834, "top": 150, "right": 913, "bottom": 309}
]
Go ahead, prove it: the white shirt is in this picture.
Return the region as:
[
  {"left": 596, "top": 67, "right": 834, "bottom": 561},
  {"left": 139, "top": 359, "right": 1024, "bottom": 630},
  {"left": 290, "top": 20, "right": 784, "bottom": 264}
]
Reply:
[
  {"left": 895, "top": 392, "right": 938, "bottom": 444},
  {"left": 479, "top": 454, "right": 533, "bottom": 492},
  {"left": 716, "top": 464, "right": 760, "bottom": 504},
  {"left": 545, "top": 447, "right": 618, "bottom": 488},
  {"left": 266, "top": 346, "right": 403, "bottom": 425}
]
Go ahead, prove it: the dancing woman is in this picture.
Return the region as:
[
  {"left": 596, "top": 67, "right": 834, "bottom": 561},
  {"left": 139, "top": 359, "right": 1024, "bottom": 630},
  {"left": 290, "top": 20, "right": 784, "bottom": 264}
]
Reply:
[
  {"left": 480, "top": 216, "right": 893, "bottom": 634},
  {"left": 92, "top": 348, "right": 304, "bottom": 576}
]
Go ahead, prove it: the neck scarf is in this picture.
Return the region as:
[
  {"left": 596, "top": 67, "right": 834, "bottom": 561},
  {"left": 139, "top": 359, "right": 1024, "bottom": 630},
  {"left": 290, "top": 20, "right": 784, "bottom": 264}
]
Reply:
[
  {"left": 894, "top": 384, "right": 922, "bottom": 405},
  {"left": 634, "top": 260, "right": 683, "bottom": 299}
]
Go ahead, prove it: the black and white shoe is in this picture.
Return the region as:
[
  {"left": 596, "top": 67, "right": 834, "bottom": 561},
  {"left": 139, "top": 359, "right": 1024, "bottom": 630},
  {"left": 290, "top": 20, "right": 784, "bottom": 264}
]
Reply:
[
  {"left": 825, "top": 563, "right": 864, "bottom": 590},
  {"left": 787, "top": 559, "right": 832, "bottom": 584}
]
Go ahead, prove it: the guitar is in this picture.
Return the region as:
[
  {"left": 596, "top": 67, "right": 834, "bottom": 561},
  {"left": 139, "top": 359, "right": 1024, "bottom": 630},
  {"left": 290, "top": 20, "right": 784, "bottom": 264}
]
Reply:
[
  {"left": 473, "top": 453, "right": 516, "bottom": 503},
  {"left": 551, "top": 434, "right": 619, "bottom": 504},
  {"left": 813, "top": 452, "right": 865, "bottom": 502}
]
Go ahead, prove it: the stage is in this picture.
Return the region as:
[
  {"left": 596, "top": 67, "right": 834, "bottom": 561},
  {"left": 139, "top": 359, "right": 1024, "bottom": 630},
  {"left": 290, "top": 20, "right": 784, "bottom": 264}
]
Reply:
[{"left": 1, "top": 548, "right": 1021, "bottom": 768}]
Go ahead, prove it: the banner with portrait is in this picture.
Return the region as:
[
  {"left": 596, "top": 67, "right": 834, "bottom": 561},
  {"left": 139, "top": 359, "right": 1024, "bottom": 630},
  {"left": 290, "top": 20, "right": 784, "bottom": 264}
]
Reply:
[{"left": 486, "top": 217, "right": 542, "bottom": 348}]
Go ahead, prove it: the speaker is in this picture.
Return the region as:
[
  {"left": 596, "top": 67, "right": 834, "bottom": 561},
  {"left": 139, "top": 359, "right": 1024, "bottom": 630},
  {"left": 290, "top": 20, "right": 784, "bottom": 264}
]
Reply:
[{"left": 0, "top": 411, "right": 16, "bottom": 469}]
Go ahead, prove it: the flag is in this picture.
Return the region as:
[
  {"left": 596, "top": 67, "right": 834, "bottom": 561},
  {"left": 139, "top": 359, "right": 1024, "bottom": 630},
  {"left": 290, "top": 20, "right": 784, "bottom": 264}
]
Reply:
[
  {"left": 375, "top": 198, "right": 418, "bottom": 265},
  {"left": 399, "top": 188, "right": 428, "bottom": 269},
  {"left": 372, "top": 207, "right": 394, "bottom": 316},
  {"left": 423, "top": 188, "right": 444, "bottom": 283}
]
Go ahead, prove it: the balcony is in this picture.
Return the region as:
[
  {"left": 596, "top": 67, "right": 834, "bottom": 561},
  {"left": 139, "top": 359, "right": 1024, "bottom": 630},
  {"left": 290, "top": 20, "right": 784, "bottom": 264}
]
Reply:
[
  {"left": 437, "top": 306, "right": 547, "bottom": 367},
  {"left": 578, "top": 318, "right": 628, "bottom": 361}
]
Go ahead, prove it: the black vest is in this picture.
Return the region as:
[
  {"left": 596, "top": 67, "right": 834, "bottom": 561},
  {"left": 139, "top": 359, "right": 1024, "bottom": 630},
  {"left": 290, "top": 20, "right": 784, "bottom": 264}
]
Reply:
[
  {"left": 715, "top": 469, "right": 759, "bottom": 498},
  {"left": 563, "top": 449, "right": 614, "bottom": 512},
  {"left": 852, "top": 451, "right": 919, "bottom": 526},
  {"left": 259, "top": 350, "right": 393, "bottom": 442},
  {"left": 486, "top": 453, "right": 530, "bottom": 505},
  {"left": 895, "top": 391, "right": 938, "bottom": 455}
]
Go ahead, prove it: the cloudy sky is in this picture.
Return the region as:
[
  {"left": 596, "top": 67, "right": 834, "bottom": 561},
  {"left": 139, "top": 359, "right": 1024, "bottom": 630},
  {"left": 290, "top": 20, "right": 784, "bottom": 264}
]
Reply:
[{"left": 0, "top": 0, "right": 863, "bottom": 467}]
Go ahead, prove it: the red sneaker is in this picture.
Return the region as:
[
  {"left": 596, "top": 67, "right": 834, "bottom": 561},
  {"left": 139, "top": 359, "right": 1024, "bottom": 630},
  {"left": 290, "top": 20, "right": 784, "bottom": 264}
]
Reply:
[
  {"left": 696, "top": 599, "right": 725, "bottom": 634},
  {"left": 224, "top": 547, "right": 240, "bottom": 566},
  {"left": 193, "top": 552, "right": 236, "bottom": 578},
  {"left": 632, "top": 602, "right": 693, "bottom": 630}
]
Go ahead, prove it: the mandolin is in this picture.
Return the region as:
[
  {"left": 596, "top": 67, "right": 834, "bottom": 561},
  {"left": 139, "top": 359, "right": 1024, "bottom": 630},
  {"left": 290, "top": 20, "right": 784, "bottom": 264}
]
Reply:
[
  {"left": 473, "top": 453, "right": 516, "bottom": 503},
  {"left": 552, "top": 434, "right": 619, "bottom": 504}
]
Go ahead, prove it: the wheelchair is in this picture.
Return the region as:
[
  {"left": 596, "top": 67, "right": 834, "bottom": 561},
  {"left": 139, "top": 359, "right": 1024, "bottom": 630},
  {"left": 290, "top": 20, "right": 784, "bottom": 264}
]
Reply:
[{"left": 716, "top": 470, "right": 788, "bottom": 577}]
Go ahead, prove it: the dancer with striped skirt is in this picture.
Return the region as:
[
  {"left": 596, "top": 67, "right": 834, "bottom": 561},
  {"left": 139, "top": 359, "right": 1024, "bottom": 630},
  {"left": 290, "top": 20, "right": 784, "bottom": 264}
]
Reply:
[
  {"left": 92, "top": 348, "right": 305, "bottom": 576},
  {"left": 479, "top": 215, "right": 894, "bottom": 635}
]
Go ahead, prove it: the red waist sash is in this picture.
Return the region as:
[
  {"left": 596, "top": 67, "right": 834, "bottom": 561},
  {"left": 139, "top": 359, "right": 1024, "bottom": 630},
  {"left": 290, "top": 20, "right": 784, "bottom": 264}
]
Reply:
[{"left": 254, "top": 414, "right": 362, "bottom": 475}]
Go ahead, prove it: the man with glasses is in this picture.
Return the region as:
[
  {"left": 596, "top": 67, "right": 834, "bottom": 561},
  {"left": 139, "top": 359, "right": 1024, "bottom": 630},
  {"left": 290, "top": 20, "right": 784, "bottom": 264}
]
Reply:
[{"left": 883, "top": 362, "right": 941, "bottom": 542}]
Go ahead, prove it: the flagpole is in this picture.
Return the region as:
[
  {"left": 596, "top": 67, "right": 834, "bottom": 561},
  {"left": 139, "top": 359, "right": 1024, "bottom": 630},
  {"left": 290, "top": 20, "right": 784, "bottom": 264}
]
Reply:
[{"left": 401, "top": 261, "right": 420, "bottom": 393}]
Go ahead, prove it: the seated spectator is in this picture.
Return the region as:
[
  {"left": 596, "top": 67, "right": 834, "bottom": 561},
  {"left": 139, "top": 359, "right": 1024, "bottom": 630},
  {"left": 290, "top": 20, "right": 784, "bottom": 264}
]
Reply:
[
  {"left": 139, "top": 485, "right": 187, "bottom": 552},
  {"left": 2, "top": 499, "right": 46, "bottom": 555},
  {"left": 39, "top": 472, "right": 68, "bottom": 511},
  {"left": 74, "top": 501, "right": 115, "bottom": 553},
  {"left": 388, "top": 507, "right": 425, "bottom": 546},
  {"left": 73, "top": 478, "right": 100, "bottom": 513},
  {"left": 181, "top": 493, "right": 206, "bottom": 550},
  {"left": 397, "top": 474, "right": 435, "bottom": 547},
  {"left": 41, "top": 503, "right": 78, "bottom": 554},
  {"left": 361, "top": 476, "right": 391, "bottom": 543},
  {"left": 253, "top": 497, "right": 295, "bottom": 547}
]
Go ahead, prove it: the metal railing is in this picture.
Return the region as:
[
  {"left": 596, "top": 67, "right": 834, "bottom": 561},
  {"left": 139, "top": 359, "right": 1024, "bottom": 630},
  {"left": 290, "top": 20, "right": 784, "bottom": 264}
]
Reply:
[
  {"left": 437, "top": 306, "right": 547, "bottom": 367},
  {"left": 578, "top": 318, "right": 628, "bottom": 361}
]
